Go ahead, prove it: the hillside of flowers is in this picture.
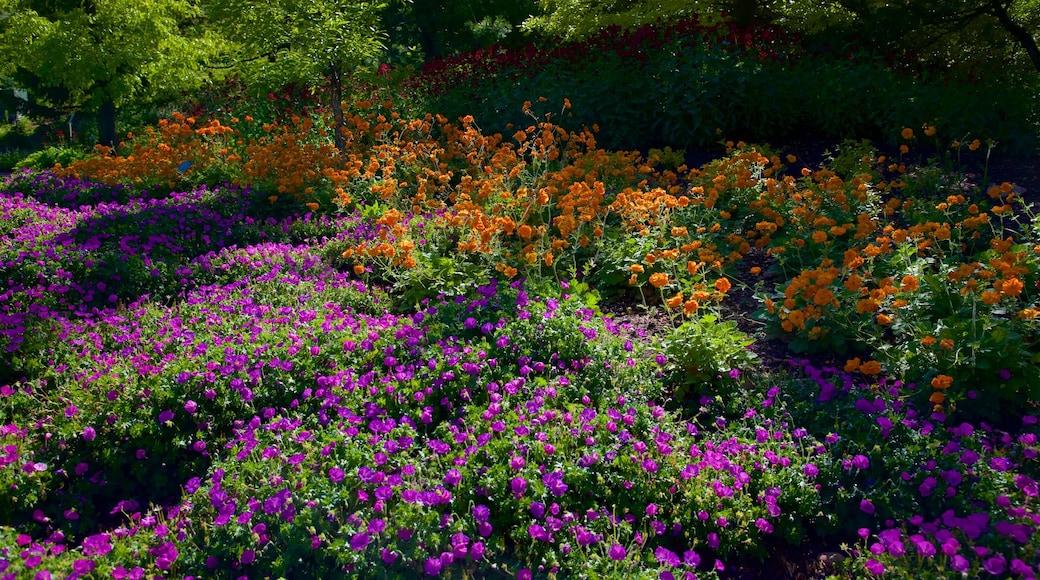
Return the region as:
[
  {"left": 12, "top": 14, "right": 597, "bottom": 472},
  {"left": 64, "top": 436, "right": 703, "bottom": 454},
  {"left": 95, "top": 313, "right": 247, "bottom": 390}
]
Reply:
[{"left": 1, "top": 85, "right": 1039, "bottom": 578}]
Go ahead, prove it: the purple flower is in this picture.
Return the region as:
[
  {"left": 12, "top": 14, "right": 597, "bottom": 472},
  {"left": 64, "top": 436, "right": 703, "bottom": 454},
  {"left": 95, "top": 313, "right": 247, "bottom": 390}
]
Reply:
[
  {"left": 82, "top": 534, "right": 112, "bottom": 557},
  {"left": 851, "top": 454, "right": 870, "bottom": 470},
  {"left": 608, "top": 544, "right": 627, "bottom": 561},
  {"left": 328, "top": 467, "right": 345, "bottom": 482},
  {"left": 350, "top": 533, "right": 371, "bottom": 551},
  {"left": 983, "top": 555, "right": 1006, "bottom": 575},
  {"left": 864, "top": 559, "right": 885, "bottom": 575},
  {"left": 803, "top": 463, "right": 819, "bottom": 477},
  {"left": 860, "top": 500, "right": 875, "bottom": 515},
  {"left": 368, "top": 519, "right": 386, "bottom": 534},
  {"left": 510, "top": 477, "right": 527, "bottom": 497},
  {"left": 158, "top": 409, "right": 174, "bottom": 423},
  {"left": 655, "top": 546, "right": 680, "bottom": 566},
  {"left": 82, "top": 426, "right": 96, "bottom": 441},
  {"left": 444, "top": 469, "right": 462, "bottom": 487},
  {"left": 424, "top": 557, "right": 442, "bottom": 575},
  {"left": 472, "top": 504, "right": 490, "bottom": 522},
  {"left": 241, "top": 549, "right": 255, "bottom": 564},
  {"left": 72, "top": 560, "right": 96, "bottom": 575}
]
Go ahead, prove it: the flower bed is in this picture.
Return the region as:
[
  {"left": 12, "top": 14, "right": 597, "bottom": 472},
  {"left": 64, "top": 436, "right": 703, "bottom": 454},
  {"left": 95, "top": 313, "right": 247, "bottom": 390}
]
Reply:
[{"left": 1, "top": 101, "right": 1038, "bottom": 578}]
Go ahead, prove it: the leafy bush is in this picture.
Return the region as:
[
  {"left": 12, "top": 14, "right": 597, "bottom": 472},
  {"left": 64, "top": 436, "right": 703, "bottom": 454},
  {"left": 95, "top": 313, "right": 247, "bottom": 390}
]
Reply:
[{"left": 13, "top": 145, "right": 91, "bottom": 171}]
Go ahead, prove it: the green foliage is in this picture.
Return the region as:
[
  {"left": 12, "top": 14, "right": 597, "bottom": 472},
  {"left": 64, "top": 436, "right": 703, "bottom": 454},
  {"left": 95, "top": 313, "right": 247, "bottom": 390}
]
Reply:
[
  {"left": 418, "top": 20, "right": 1039, "bottom": 154},
  {"left": 206, "top": 0, "right": 385, "bottom": 92},
  {"left": 0, "top": 148, "right": 27, "bottom": 171},
  {"left": 663, "top": 314, "right": 758, "bottom": 390},
  {"left": 12, "top": 145, "right": 89, "bottom": 170},
  {"left": 0, "top": 0, "right": 218, "bottom": 136}
]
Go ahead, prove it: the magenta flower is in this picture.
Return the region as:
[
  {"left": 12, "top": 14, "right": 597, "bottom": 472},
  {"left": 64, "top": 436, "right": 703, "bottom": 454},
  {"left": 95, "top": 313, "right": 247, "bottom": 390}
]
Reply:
[
  {"left": 654, "top": 546, "right": 680, "bottom": 566},
  {"left": 864, "top": 559, "right": 884, "bottom": 575},
  {"left": 608, "top": 544, "right": 627, "bottom": 561},
  {"left": 510, "top": 476, "right": 527, "bottom": 497},
  {"left": 350, "top": 533, "right": 371, "bottom": 551},
  {"left": 859, "top": 500, "right": 875, "bottom": 515}
]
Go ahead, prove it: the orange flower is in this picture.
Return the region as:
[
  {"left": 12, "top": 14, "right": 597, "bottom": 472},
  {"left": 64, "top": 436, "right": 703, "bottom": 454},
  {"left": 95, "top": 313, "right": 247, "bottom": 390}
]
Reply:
[
  {"left": 900, "top": 275, "right": 919, "bottom": 292},
  {"left": 666, "top": 293, "right": 684, "bottom": 309},
  {"left": 714, "top": 278, "right": 732, "bottom": 293},
  {"left": 813, "top": 288, "right": 835, "bottom": 306},
  {"left": 929, "top": 391, "right": 946, "bottom": 404},
  {"left": 684, "top": 299, "right": 699, "bottom": 316},
  {"left": 353, "top": 264, "right": 366, "bottom": 276},
  {"left": 629, "top": 264, "right": 645, "bottom": 274},
  {"left": 901, "top": 127, "right": 914, "bottom": 140},
  {"left": 860, "top": 360, "right": 882, "bottom": 375},
  {"left": 876, "top": 313, "right": 892, "bottom": 325},
  {"left": 787, "top": 309, "right": 805, "bottom": 329},
  {"left": 939, "top": 338, "right": 954, "bottom": 350},
  {"left": 750, "top": 266, "right": 762, "bottom": 276},
  {"left": 931, "top": 375, "right": 953, "bottom": 390},
  {"left": 1000, "top": 278, "right": 1024, "bottom": 297},
  {"left": 844, "top": 357, "right": 862, "bottom": 372},
  {"left": 924, "top": 124, "right": 937, "bottom": 137},
  {"left": 921, "top": 335, "right": 937, "bottom": 346},
  {"left": 812, "top": 231, "right": 828, "bottom": 243},
  {"left": 981, "top": 290, "right": 1001, "bottom": 304},
  {"left": 649, "top": 272, "right": 669, "bottom": 288},
  {"left": 969, "top": 139, "right": 981, "bottom": 151}
]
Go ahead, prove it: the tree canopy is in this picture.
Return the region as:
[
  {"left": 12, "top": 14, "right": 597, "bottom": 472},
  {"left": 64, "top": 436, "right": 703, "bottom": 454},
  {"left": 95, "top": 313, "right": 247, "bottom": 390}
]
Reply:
[
  {"left": 205, "top": 0, "right": 386, "bottom": 148},
  {"left": 0, "top": 0, "right": 217, "bottom": 144}
]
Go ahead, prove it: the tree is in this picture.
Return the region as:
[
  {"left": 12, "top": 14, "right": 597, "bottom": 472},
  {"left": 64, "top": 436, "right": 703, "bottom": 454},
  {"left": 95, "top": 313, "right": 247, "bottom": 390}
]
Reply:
[
  {"left": 0, "top": 0, "right": 217, "bottom": 145},
  {"left": 380, "top": 0, "right": 538, "bottom": 63},
  {"left": 205, "top": 0, "right": 386, "bottom": 150},
  {"left": 524, "top": 0, "right": 1040, "bottom": 74}
]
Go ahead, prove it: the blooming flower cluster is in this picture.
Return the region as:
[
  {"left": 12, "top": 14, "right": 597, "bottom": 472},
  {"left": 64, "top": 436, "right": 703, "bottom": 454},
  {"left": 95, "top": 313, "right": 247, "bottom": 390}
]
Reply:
[{"left": 1, "top": 106, "right": 1038, "bottom": 578}]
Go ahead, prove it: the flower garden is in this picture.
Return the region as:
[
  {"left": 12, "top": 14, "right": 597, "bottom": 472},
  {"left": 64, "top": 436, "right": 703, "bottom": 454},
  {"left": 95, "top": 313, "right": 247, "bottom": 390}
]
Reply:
[{"left": 2, "top": 20, "right": 1040, "bottom": 580}]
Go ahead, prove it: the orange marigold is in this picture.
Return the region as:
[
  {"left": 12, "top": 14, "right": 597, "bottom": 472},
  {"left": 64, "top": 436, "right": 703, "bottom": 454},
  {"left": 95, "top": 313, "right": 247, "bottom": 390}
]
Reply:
[
  {"left": 860, "top": 360, "right": 882, "bottom": 375},
  {"left": 714, "top": 278, "right": 732, "bottom": 293},
  {"left": 1001, "top": 277, "right": 1024, "bottom": 297},
  {"left": 901, "top": 127, "right": 914, "bottom": 140},
  {"left": 931, "top": 375, "right": 953, "bottom": 390},
  {"left": 666, "top": 293, "right": 684, "bottom": 309},
  {"left": 649, "top": 272, "right": 669, "bottom": 288},
  {"left": 844, "top": 357, "right": 862, "bottom": 373}
]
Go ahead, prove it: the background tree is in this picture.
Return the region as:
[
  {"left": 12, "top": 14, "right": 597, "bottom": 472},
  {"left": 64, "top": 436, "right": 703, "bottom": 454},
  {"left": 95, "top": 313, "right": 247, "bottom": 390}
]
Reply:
[
  {"left": 524, "top": 0, "right": 1040, "bottom": 75},
  {"left": 205, "top": 0, "right": 386, "bottom": 150},
  {"left": 380, "top": 0, "right": 538, "bottom": 63},
  {"left": 0, "top": 0, "right": 217, "bottom": 145}
]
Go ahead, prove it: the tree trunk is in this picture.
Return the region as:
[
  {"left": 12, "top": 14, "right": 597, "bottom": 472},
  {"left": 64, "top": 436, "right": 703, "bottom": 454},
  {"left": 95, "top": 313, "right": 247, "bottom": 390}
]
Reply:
[
  {"left": 98, "top": 97, "right": 117, "bottom": 147},
  {"left": 329, "top": 66, "right": 346, "bottom": 151},
  {"left": 989, "top": 0, "right": 1040, "bottom": 73}
]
